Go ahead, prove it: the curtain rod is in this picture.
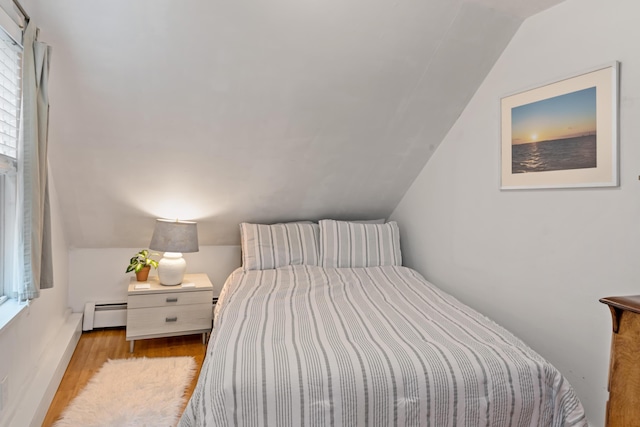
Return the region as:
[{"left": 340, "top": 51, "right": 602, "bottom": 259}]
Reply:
[{"left": 12, "top": 0, "right": 29, "bottom": 23}]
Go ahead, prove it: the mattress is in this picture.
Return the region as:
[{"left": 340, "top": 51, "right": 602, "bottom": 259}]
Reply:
[{"left": 180, "top": 265, "right": 586, "bottom": 426}]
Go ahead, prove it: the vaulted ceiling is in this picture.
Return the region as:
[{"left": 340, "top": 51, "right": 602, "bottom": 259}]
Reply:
[{"left": 25, "top": 0, "right": 564, "bottom": 247}]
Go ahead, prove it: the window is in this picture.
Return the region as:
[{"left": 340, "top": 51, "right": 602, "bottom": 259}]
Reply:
[{"left": 0, "top": 26, "right": 22, "bottom": 303}]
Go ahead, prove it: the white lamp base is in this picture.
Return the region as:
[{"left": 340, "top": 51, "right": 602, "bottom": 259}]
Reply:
[{"left": 157, "top": 252, "right": 186, "bottom": 286}]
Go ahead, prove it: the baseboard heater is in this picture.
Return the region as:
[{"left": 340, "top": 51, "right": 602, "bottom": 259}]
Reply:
[{"left": 83, "top": 301, "right": 127, "bottom": 331}]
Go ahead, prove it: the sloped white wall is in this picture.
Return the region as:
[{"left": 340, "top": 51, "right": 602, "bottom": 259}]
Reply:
[
  {"left": 24, "top": 0, "right": 532, "bottom": 249},
  {"left": 0, "top": 171, "right": 73, "bottom": 426},
  {"left": 390, "top": 0, "right": 640, "bottom": 424}
]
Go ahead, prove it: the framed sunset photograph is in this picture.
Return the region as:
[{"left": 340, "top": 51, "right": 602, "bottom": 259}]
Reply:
[{"left": 501, "top": 62, "right": 619, "bottom": 189}]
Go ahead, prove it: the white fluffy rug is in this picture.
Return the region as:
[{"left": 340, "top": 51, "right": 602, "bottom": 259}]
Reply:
[{"left": 54, "top": 357, "right": 197, "bottom": 427}]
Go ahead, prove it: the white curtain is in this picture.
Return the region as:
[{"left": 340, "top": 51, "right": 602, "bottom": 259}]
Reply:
[{"left": 16, "top": 21, "right": 52, "bottom": 300}]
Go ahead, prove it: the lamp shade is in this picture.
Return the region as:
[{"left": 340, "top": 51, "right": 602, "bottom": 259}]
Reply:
[{"left": 149, "top": 219, "right": 199, "bottom": 253}]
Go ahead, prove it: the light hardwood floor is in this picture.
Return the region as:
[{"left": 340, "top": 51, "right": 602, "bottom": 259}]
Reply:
[{"left": 42, "top": 328, "right": 207, "bottom": 427}]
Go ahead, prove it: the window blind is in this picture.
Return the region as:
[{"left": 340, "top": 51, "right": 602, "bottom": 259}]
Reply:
[{"left": 0, "top": 26, "right": 20, "bottom": 175}]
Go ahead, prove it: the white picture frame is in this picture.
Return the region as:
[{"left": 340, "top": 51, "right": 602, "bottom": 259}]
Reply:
[{"left": 501, "top": 62, "right": 619, "bottom": 190}]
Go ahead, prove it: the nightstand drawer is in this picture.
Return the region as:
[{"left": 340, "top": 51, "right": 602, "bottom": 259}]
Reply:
[
  {"left": 128, "top": 290, "right": 213, "bottom": 309},
  {"left": 126, "top": 304, "right": 212, "bottom": 339}
]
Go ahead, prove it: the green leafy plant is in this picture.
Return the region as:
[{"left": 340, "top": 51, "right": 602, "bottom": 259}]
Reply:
[{"left": 125, "top": 249, "right": 159, "bottom": 273}]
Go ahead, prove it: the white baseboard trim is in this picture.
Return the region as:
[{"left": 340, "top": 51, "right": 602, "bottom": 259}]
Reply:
[{"left": 2, "top": 311, "right": 82, "bottom": 427}]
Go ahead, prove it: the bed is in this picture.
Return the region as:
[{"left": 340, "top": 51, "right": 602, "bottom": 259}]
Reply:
[{"left": 179, "top": 220, "right": 586, "bottom": 426}]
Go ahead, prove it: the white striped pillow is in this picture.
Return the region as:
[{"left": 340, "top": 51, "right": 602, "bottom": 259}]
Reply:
[
  {"left": 319, "top": 219, "right": 402, "bottom": 268},
  {"left": 240, "top": 222, "right": 320, "bottom": 271}
]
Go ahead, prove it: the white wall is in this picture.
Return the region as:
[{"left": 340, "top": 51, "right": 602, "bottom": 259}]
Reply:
[
  {"left": 390, "top": 0, "right": 640, "bottom": 424},
  {"left": 68, "top": 246, "right": 241, "bottom": 312},
  {"left": 0, "top": 172, "right": 72, "bottom": 426}
]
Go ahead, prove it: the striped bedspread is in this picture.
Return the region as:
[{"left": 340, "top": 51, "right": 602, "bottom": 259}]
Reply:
[{"left": 180, "top": 265, "right": 586, "bottom": 426}]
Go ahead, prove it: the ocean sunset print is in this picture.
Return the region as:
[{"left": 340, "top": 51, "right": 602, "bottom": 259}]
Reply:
[{"left": 511, "top": 87, "right": 597, "bottom": 174}]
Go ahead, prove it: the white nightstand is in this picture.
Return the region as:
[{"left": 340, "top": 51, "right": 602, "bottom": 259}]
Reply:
[{"left": 126, "top": 273, "right": 213, "bottom": 352}]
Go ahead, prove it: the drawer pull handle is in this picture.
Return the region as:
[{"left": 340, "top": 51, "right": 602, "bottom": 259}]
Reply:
[
  {"left": 166, "top": 317, "right": 178, "bottom": 322},
  {"left": 166, "top": 297, "right": 178, "bottom": 303}
]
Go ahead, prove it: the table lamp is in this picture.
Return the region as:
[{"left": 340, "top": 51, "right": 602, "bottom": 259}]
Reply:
[{"left": 149, "top": 219, "right": 199, "bottom": 285}]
